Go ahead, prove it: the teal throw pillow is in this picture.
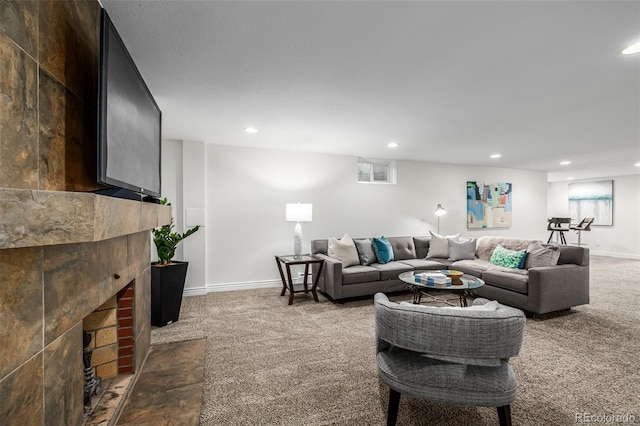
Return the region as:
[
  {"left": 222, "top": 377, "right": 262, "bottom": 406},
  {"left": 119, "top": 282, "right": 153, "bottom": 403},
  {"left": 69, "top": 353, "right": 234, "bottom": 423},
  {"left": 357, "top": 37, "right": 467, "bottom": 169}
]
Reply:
[
  {"left": 372, "top": 236, "right": 394, "bottom": 264},
  {"left": 490, "top": 244, "right": 527, "bottom": 269}
]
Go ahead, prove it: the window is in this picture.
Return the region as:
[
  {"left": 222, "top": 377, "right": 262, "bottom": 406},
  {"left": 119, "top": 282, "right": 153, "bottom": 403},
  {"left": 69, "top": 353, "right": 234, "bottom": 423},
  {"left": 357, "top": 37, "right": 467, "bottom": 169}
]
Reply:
[{"left": 358, "top": 158, "right": 396, "bottom": 184}]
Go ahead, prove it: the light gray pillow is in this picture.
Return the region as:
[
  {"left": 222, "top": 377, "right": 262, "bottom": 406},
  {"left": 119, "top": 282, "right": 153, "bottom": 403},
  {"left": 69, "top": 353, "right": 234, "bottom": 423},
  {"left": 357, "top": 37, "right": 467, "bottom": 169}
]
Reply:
[
  {"left": 448, "top": 238, "right": 476, "bottom": 261},
  {"left": 426, "top": 231, "right": 460, "bottom": 258},
  {"left": 328, "top": 233, "right": 360, "bottom": 267},
  {"left": 354, "top": 238, "right": 378, "bottom": 266},
  {"left": 524, "top": 241, "right": 560, "bottom": 269}
]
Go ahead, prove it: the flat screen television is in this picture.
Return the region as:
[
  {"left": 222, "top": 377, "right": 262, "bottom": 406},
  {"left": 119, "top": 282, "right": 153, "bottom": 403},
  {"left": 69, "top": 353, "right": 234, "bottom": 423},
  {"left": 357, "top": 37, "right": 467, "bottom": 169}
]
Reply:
[{"left": 97, "top": 8, "right": 161, "bottom": 200}]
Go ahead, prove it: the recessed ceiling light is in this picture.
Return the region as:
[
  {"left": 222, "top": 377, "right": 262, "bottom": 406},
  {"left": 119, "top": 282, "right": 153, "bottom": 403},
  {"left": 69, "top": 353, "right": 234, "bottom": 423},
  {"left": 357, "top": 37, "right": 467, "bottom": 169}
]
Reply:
[
  {"left": 490, "top": 154, "right": 501, "bottom": 159},
  {"left": 622, "top": 41, "right": 640, "bottom": 55},
  {"left": 244, "top": 127, "right": 258, "bottom": 134},
  {"left": 560, "top": 161, "right": 571, "bottom": 165},
  {"left": 567, "top": 177, "right": 575, "bottom": 180},
  {"left": 387, "top": 142, "right": 399, "bottom": 148}
]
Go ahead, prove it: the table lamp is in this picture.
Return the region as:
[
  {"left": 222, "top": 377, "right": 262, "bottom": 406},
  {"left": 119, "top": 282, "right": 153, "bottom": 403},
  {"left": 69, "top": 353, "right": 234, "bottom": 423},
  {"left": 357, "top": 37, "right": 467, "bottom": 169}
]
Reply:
[
  {"left": 286, "top": 203, "right": 313, "bottom": 258},
  {"left": 434, "top": 203, "right": 446, "bottom": 234}
]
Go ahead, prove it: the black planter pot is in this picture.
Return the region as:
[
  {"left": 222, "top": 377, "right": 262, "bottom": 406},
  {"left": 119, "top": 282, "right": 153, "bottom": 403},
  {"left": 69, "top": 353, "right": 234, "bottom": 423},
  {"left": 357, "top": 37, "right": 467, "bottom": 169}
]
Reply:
[{"left": 151, "top": 261, "right": 189, "bottom": 327}]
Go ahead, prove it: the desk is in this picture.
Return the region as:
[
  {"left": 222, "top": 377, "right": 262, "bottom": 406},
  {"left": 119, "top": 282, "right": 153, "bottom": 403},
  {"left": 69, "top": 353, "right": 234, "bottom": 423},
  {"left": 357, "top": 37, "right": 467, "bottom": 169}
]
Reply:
[{"left": 274, "top": 255, "right": 324, "bottom": 305}]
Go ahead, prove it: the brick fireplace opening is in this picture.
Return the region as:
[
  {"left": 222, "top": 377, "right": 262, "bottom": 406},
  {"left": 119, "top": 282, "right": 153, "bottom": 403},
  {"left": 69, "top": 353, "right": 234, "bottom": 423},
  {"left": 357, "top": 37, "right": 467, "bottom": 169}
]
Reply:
[
  {"left": 83, "top": 281, "right": 136, "bottom": 381},
  {"left": 82, "top": 280, "right": 138, "bottom": 424}
]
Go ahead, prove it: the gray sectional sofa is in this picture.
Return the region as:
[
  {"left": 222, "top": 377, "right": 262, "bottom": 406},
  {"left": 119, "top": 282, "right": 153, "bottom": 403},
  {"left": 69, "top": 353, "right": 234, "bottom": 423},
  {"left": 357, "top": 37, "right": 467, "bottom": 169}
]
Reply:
[{"left": 311, "top": 236, "right": 590, "bottom": 315}]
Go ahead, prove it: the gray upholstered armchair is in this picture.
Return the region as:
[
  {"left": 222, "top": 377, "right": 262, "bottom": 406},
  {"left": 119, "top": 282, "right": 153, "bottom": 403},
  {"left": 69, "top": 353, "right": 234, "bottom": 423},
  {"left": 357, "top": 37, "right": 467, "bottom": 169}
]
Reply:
[{"left": 374, "top": 293, "right": 526, "bottom": 426}]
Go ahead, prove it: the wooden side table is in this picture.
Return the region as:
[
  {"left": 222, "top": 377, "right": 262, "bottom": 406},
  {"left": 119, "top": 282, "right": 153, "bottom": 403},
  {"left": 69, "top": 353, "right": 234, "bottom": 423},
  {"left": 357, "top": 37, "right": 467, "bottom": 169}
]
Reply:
[{"left": 274, "top": 255, "right": 324, "bottom": 305}]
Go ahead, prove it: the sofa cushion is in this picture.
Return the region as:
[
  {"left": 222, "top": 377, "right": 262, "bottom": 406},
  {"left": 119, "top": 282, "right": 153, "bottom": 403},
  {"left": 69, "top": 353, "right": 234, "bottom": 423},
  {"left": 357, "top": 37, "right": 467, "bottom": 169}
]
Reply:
[
  {"left": 426, "top": 231, "right": 460, "bottom": 258},
  {"left": 448, "top": 238, "right": 477, "bottom": 261},
  {"left": 328, "top": 234, "right": 360, "bottom": 267},
  {"left": 373, "top": 237, "right": 394, "bottom": 264},
  {"left": 490, "top": 244, "right": 527, "bottom": 269},
  {"left": 451, "top": 259, "right": 529, "bottom": 277},
  {"left": 525, "top": 241, "right": 560, "bottom": 269},
  {"left": 387, "top": 237, "right": 417, "bottom": 260},
  {"left": 397, "top": 259, "right": 448, "bottom": 270},
  {"left": 371, "top": 261, "right": 413, "bottom": 280},
  {"left": 482, "top": 271, "right": 529, "bottom": 295},
  {"left": 354, "top": 238, "right": 378, "bottom": 266},
  {"left": 413, "top": 237, "right": 431, "bottom": 259},
  {"left": 475, "top": 236, "right": 532, "bottom": 262},
  {"left": 342, "top": 265, "right": 381, "bottom": 285}
]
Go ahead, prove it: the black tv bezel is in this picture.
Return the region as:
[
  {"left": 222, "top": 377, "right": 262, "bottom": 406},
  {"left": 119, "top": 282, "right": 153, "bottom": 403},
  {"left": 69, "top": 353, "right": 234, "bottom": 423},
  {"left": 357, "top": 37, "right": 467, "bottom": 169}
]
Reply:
[{"left": 97, "top": 8, "right": 162, "bottom": 199}]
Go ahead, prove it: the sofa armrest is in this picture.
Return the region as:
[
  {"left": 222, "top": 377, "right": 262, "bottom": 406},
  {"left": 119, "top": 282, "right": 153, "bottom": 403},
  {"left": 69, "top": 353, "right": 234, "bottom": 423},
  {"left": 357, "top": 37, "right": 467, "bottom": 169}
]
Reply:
[
  {"left": 527, "top": 264, "right": 590, "bottom": 314},
  {"left": 313, "top": 254, "right": 343, "bottom": 300}
]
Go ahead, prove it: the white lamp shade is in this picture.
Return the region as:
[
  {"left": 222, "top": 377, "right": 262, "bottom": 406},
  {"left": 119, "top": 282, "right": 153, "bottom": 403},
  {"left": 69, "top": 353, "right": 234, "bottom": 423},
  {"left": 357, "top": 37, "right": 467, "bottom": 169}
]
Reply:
[
  {"left": 434, "top": 204, "right": 447, "bottom": 216},
  {"left": 286, "top": 203, "right": 313, "bottom": 222}
]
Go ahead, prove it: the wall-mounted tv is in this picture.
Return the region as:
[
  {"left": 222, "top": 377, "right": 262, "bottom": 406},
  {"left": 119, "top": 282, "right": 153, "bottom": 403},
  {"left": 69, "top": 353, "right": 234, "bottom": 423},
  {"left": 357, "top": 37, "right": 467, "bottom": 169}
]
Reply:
[{"left": 98, "top": 8, "right": 161, "bottom": 200}]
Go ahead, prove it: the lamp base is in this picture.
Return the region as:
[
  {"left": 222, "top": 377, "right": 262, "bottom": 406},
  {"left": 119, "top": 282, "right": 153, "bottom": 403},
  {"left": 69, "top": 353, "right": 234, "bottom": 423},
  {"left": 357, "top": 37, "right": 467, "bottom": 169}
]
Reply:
[{"left": 293, "top": 222, "right": 302, "bottom": 257}]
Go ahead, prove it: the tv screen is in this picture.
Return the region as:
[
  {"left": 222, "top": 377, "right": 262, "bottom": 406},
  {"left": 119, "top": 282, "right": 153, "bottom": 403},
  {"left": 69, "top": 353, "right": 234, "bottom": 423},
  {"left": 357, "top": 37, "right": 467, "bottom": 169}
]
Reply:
[{"left": 98, "top": 8, "right": 161, "bottom": 198}]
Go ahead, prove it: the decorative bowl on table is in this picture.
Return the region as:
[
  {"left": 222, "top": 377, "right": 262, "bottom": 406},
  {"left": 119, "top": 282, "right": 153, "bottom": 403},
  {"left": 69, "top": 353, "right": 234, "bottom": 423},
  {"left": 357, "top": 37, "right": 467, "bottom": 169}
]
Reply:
[{"left": 441, "top": 270, "right": 464, "bottom": 285}]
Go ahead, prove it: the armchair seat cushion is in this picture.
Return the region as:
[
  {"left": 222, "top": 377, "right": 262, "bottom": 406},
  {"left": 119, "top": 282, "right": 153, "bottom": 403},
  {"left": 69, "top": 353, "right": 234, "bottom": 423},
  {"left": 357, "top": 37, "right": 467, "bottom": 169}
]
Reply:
[{"left": 377, "top": 347, "right": 517, "bottom": 407}]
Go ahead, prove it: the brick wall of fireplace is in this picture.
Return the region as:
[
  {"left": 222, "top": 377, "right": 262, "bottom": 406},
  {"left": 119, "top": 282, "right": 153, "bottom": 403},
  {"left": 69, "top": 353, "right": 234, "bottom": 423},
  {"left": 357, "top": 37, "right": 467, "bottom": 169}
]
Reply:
[{"left": 0, "top": 1, "right": 171, "bottom": 424}]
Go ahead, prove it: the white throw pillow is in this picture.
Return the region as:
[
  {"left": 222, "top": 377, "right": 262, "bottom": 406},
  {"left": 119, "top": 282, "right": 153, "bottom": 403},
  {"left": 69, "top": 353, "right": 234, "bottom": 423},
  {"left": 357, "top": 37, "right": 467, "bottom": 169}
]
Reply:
[
  {"left": 328, "top": 233, "right": 360, "bottom": 267},
  {"left": 426, "top": 231, "right": 460, "bottom": 259}
]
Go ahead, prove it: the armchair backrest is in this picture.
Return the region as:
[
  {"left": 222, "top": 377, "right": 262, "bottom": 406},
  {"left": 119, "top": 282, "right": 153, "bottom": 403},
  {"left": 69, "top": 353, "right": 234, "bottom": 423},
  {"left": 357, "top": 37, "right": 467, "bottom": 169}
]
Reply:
[{"left": 374, "top": 293, "right": 525, "bottom": 364}]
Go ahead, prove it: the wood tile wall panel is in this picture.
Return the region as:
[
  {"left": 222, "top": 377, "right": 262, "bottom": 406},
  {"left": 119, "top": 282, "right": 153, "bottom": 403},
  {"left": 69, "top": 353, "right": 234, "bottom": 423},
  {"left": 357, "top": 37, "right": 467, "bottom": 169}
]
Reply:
[
  {"left": 0, "top": 247, "right": 43, "bottom": 378},
  {"left": 43, "top": 242, "right": 100, "bottom": 345},
  {"left": 43, "top": 323, "right": 84, "bottom": 426},
  {"left": 0, "top": 0, "right": 39, "bottom": 58},
  {"left": 0, "top": 31, "right": 38, "bottom": 189},
  {"left": 0, "top": 353, "right": 44, "bottom": 425}
]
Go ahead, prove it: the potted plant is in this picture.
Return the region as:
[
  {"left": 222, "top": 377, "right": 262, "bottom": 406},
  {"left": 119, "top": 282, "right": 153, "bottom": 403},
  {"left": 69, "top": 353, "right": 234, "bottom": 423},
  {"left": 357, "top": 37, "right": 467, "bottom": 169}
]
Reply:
[{"left": 151, "top": 198, "right": 200, "bottom": 327}]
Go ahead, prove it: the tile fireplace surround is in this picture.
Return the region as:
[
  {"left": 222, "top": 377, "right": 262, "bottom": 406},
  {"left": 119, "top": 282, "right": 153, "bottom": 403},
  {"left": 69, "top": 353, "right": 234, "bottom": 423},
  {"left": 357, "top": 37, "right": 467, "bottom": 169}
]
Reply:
[
  {"left": 0, "top": 189, "right": 171, "bottom": 424},
  {"left": 1, "top": 2, "right": 169, "bottom": 423}
]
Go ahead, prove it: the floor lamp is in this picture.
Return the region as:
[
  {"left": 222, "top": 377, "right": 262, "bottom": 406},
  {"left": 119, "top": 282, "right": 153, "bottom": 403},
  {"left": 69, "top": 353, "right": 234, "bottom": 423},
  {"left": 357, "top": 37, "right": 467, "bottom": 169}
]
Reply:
[
  {"left": 286, "top": 203, "right": 313, "bottom": 258},
  {"left": 434, "top": 204, "right": 446, "bottom": 234}
]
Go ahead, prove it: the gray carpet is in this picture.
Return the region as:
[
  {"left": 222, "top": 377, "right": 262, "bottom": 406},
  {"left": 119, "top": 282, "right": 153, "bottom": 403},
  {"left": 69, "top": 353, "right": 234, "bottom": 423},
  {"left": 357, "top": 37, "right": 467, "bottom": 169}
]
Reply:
[{"left": 151, "top": 255, "right": 640, "bottom": 425}]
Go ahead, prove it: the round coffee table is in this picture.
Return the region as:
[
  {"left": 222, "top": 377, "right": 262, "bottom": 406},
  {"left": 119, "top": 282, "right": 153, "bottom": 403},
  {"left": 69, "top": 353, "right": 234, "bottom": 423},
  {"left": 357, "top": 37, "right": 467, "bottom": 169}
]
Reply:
[{"left": 398, "top": 270, "right": 485, "bottom": 307}]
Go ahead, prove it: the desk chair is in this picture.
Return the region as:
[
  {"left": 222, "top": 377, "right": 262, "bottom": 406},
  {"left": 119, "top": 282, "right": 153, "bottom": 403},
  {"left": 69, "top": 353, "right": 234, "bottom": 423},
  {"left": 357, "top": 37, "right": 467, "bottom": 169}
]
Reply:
[
  {"left": 546, "top": 217, "right": 571, "bottom": 244},
  {"left": 570, "top": 217, "right": 594, "bottom": 246}
]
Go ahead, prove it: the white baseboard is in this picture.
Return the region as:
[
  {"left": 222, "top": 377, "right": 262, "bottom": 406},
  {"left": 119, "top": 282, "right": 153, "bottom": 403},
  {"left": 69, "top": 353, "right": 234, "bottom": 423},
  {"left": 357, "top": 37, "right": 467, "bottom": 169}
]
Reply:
[
  {"left": 183, "top": 277, "right": 314, "bottom": 296},
  {"left": 183, "top": 286, "right": 207, "bottom": 297},
  {"left": 590, "top": 251, "right": 640, "bottom": 260},
  {"left": 206, "top": 279, "right": 282, "bottom": 293}
]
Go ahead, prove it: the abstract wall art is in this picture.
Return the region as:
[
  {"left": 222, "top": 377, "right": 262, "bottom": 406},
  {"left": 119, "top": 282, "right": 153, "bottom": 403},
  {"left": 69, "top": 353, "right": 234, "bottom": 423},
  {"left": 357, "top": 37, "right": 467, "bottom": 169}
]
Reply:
[
  {"left": 568, "top": 180, "right": 613, "bottom": 226},
  {"left": 467, "top": 181, "right": 512, "bottom": 229}
]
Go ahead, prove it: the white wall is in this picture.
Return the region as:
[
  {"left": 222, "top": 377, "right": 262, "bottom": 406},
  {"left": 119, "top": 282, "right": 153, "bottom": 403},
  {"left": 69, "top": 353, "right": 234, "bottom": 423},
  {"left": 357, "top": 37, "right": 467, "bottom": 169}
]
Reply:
[
  {"left": 198, "top": 144, "right": 548, "bottom": 292},
  {"left": 152, "top": 139, "right": 183, "bottom": 262},
  {"left": 548, "top": 175, "right": 640, "bottom": 259}
]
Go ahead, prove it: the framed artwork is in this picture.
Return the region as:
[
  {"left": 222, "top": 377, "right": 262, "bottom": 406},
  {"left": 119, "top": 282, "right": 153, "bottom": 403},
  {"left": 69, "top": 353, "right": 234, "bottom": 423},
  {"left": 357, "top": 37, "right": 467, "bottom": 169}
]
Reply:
[
  {"left": 568, "top": 180, "right": 613, "bottom": 226},
  {"left": 467, "top": 181, "right": 512, "bottom": 229}
]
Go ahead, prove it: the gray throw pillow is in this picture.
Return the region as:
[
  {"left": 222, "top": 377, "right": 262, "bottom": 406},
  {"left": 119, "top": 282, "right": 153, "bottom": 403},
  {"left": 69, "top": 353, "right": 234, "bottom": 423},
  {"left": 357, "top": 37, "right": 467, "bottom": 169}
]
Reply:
[
  {"left": 354, "top": 238, "right": 378, "bottom": 266},
  {"left": 448, "top": 238, "right": 476, "bottom": 261},
  {"left": 524, "top": 241, "right": 560, "bottom": 269}
]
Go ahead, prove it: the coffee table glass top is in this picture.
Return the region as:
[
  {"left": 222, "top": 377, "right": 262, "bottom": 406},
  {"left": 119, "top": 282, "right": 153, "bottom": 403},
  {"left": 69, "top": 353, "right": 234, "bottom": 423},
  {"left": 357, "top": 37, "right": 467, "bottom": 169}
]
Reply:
[{"left": 399, "top": 270, "right": 485, "bottom": 290}]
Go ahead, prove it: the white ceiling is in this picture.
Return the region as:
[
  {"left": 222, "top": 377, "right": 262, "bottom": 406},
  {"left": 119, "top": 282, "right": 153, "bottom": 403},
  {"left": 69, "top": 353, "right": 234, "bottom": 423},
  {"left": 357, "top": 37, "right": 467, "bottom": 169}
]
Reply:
[{"left": 100, "top": 0, "right": 640, "bottom": 181}]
